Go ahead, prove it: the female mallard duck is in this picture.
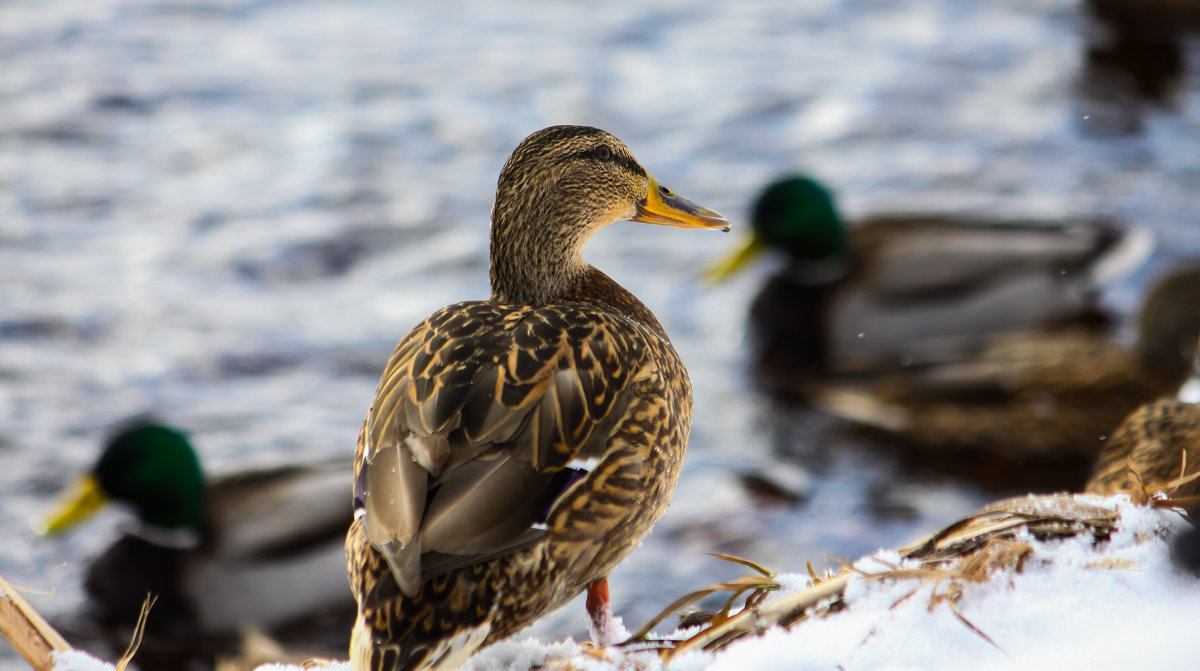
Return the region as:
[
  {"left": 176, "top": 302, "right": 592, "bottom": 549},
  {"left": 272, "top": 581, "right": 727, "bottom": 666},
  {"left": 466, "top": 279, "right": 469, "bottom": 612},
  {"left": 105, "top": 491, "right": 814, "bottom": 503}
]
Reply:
[
  {"left": 709, "top": 175, "right": 1149, "bottom": 382},
  {"left": 43, "top": 421, "right": 352, "bottom": 642},
  {"left": 345, "top": 125, "right": 728, "bottom": 671},
  {"left": 812, "top": 266, "right": 1200, "bottom": 458},
  {"left": 1085, "top": 396, "right": 1200, "bottom": 498}
]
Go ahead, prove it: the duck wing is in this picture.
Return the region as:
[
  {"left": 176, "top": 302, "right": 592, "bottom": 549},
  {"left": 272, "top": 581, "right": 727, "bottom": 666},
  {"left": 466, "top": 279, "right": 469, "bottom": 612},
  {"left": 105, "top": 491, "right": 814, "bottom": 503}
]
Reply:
[
  {"left": 853, "top": 217, "right": 1141, "bottom": 301},
  {"left": 823, "top": 218, "right": 1144, "bottom": 370},
  {"left": 204, "top": 459, "right": 351, "bottom": 560},
  {"left": 357, "top": 300, "right": 655, "bottom": 599}
]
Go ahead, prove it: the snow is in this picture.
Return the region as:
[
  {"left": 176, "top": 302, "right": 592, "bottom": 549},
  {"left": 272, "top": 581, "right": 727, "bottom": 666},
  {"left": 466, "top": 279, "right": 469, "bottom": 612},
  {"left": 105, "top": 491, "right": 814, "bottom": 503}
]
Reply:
[
  {"left": 50, "top": 650, "right": 115, "bottom": 671},
  {"left": 237, "top": 496, "right": 1199, "bottom": 671},
  {"left": 1180, "top": 377, "right": 1200, "bottom": 403},
  {"left": 710, "top": 505, "right": 1194, "bottom": 671}
]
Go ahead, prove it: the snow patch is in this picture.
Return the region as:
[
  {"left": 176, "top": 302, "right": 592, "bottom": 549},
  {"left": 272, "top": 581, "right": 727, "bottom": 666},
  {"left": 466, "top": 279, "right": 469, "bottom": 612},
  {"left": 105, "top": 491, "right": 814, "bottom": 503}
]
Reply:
[{"left": 51, "top": 650, "right": 115, "bottom": 671}]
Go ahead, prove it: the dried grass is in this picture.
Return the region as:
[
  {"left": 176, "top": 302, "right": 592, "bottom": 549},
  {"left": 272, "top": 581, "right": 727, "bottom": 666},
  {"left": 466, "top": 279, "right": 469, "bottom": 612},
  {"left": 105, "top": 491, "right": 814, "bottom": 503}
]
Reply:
[
  {"left": 550, "top": 493, "right": 1159, "bottom": 669},
  {"left": 114, "top": 596, "right": 154, "bottom": 671},
  {"left": 0, "top": 577, "right": 152, "bottom": 671}
]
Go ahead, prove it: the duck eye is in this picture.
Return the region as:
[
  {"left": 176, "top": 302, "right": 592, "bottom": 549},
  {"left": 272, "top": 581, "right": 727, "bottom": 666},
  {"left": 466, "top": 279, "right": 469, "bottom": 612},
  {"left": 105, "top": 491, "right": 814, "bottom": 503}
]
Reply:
[{"left": 593, "top": 145, "right": 612, "bottom": 161}]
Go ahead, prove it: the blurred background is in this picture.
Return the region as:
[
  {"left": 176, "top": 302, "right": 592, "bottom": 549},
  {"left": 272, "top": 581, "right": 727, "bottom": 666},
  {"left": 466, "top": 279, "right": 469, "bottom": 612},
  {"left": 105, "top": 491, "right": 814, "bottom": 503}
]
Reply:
[{"left": 2, "top": 0, "right": 1199, "bottom": 668}]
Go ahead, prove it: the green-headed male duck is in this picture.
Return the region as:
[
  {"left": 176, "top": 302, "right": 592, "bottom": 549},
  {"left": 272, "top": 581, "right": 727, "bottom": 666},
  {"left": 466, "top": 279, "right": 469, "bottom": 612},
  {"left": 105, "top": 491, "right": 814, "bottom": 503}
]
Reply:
[
  {"left": 710, "top": 175, "right": 1150, "bottom": 385},
  {"left": 44, "top": 422, "right": 352, "bottom": 643}
]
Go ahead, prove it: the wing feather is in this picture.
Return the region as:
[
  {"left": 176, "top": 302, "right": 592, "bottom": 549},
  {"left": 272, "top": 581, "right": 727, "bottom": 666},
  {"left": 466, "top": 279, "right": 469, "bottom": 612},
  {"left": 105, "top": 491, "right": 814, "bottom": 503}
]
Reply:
[
  {"left": 357, "top": 300, "right": 648, "bottom": 596},
  {"left": 363, "top": 439, "right": 427, "bottom": 595}
]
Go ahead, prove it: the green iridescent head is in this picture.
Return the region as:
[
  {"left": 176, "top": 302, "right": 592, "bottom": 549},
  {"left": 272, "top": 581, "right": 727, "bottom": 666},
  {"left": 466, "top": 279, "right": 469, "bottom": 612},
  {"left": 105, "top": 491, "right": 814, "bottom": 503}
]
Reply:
[
  {"left": 708, "top": 175, "right": 849, "bottom": 280},
  {"left": 750, "top": 175, "right": 848, "bottom": 262},
  {"left": 44, "top": 422, "right": 207, "bottom": 534}
]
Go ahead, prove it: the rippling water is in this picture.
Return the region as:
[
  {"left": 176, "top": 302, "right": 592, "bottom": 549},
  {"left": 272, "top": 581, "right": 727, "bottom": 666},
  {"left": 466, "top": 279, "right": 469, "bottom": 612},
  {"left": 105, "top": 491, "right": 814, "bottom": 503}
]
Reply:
[{"left": 2, "top": 0, "right": 1199, "bottom": 666}]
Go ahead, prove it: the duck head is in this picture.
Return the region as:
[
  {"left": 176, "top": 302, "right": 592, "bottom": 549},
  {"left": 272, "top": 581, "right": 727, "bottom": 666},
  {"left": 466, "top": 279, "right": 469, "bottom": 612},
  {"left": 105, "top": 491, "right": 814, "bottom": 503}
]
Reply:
[
  {"left": 708, "top": 174, "right": 849, "bottom": 281},
  {"left": 43, "top": 422, "right": 207, "bottom": 536},
  {"left": 489, "top": 125, "right": 728, "bottom": 305}
]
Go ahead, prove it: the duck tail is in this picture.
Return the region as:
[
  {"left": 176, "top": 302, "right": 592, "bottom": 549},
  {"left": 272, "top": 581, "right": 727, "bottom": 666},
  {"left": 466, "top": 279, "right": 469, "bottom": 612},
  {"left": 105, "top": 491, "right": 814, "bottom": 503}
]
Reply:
[
  {"left": 812, "top": 387, "right": 911, "bottom": 433},
  {"left": 1086, "top": 224, "right": 1155, "bottom": 290}
]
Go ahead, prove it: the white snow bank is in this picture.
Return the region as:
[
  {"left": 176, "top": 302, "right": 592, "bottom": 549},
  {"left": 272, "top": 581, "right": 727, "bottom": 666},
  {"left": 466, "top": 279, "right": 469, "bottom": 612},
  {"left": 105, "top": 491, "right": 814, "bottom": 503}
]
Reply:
[{"left": 708, "top": 501, "right": 1197, "bottom": 671}]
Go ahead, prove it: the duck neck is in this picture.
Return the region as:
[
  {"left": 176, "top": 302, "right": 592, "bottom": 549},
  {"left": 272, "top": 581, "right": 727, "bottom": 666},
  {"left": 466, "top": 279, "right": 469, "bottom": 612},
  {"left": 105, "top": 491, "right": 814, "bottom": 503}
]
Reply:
[
  {"left": 489, "top": 188, "right": 592, "bottom": 306},
  {"left": 127, "top": 478, "right": 207, "bottom": 532},
  {"left": 1135, "top": 270, "right": 1200, "bottom": 390},
  {"left": 487, "top": 203, "right": 667, "bottom": 336},
  {"left": 1137, "top": 329, "right": 1198, "bottom": 391},
  {"left": 562, "top": 265, "right": 667, "bottom": 338}
]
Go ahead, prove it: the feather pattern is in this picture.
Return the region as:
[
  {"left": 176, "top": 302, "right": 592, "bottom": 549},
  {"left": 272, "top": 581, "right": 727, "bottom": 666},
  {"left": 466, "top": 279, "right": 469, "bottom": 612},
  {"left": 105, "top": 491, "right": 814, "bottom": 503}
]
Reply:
[
  {"left": 1086, "top": 397, "right": 1200, "bottom": 497},
  {"left": 346, "top": 125, "right": 726, "bottom": 671}
]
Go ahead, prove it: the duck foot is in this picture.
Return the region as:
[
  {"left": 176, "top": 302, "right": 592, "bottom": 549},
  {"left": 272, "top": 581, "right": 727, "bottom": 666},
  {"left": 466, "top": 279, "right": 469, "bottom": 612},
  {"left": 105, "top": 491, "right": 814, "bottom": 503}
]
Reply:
[{"left": 585, "top": 578, "right": 628, "bottom": 648}]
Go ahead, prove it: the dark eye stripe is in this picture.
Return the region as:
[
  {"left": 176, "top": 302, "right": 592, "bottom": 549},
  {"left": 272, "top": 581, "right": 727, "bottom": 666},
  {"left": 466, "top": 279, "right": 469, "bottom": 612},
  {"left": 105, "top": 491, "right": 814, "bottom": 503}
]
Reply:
[{"left": 571, "top": 149, "right": 644, "bottom": 177}]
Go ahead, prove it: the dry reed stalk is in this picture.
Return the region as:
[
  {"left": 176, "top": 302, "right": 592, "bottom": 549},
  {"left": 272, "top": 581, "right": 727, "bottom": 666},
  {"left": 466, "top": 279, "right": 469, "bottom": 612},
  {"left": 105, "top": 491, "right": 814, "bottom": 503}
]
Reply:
[{"left": 0, "top": 574, "right": 70, "bottom": 671}]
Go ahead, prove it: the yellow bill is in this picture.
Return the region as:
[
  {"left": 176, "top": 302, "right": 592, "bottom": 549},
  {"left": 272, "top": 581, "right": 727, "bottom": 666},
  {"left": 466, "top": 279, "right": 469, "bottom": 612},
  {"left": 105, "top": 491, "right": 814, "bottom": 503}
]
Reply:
[
  {"left": 632, "top": 175, "right": 730, "bottom": 231},
  {"left": 40, "top": 474, "right": 107, "bottom": 535},
  {"left": 705, "top": 232, "right": 767, "bottom": 282}
]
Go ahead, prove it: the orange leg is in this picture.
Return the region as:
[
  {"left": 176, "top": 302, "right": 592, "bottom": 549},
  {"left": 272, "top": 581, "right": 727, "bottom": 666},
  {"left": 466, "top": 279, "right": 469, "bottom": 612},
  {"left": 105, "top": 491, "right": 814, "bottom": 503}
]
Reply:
[
  {"left": 586, "top": 579, "right": 610, "bottom": 628},
  {"left": 586, "top": 578, "right": 623, "bottom": 647}
]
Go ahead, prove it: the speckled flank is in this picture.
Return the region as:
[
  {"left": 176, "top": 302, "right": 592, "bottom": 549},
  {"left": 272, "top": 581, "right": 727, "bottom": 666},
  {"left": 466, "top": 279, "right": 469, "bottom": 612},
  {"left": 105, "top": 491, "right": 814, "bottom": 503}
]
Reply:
[{"left": 1086, "top": 398, "right": 1200, "bottom": 496}]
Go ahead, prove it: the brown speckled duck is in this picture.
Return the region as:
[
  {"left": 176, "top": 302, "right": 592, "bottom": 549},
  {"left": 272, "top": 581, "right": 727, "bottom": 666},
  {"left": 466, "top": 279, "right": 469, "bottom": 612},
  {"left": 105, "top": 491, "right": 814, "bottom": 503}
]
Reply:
[
  {"left": 813, "top": 266, "right": 1200, "bottom": 459},
  {"left": 345, "top": 125, "right": 728, "bottom": 671},
  {"left": 1086, "top": 396, "right": 1200, "bottom": 498},
  {"left": 1085, "top": 393, "right": 1200, "bottom": 572}
]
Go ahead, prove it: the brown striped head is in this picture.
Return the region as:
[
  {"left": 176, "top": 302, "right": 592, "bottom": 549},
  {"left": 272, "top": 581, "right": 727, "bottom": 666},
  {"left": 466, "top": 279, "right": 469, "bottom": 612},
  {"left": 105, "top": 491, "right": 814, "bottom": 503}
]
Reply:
[{"left": 489, "top": 125, "right": 728, "bottom": 305}]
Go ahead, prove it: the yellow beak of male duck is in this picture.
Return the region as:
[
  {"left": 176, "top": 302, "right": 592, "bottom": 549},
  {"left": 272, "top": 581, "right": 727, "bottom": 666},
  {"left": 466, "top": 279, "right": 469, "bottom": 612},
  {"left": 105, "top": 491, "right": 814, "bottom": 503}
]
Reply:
[
  {"left": 633, "top": 175, "right": 730, "bottom": 231},
  {"left": 40, "top": 474, "right": 107, "bottom": 535}
]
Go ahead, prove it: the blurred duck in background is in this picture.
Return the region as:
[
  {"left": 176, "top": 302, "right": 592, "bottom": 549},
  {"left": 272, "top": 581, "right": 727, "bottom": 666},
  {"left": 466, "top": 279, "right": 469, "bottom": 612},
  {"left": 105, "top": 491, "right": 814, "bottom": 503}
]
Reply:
[
  {"left": 1085, "top": 395, "right": 1200, "bottom": 498},
  {"left": 709, "top": 174, "right": 1151, "bottom": 392},
  {"left": 1084, "top": 394, "right": 1200, "bottom": 574},
  {"left": 1079, "top": 0, "right": 1200, "bottom": 135},
  {"left": 42, "top": 421, "right": 353, "bottom": 655},
  {"left": 811, "top": 266, "right": 1200, "bottom": 459}
]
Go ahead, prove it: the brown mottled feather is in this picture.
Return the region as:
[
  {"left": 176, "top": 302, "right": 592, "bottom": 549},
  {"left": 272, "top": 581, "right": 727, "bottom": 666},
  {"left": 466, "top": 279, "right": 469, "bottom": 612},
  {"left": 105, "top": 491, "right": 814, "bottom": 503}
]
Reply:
[
  {"left": 346, "top": 125, "right": 724, "bottom": 671},
  {"left": 1085, "top": 398, "right": 1200, "bottom": 497},
  {"left": 814, "top": 266, "right": 1200, "bottom": 457}
]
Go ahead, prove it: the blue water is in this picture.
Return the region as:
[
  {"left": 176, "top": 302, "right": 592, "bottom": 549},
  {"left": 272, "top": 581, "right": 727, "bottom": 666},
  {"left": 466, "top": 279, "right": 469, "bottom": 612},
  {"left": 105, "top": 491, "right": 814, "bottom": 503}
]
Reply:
[{"left": 2, "top": 0, "right": 1199, "bottom": 667}]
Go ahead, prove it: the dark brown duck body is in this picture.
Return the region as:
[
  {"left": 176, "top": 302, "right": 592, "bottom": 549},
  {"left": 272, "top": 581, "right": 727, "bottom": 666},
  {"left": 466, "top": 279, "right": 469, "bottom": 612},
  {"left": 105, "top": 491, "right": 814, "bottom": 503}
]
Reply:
[
  {"left": 346, "top": 125, "right": 727, "bottom": 671},
  {"left": 813, "top": 266, "right": 1200, "bottom": 461}
]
